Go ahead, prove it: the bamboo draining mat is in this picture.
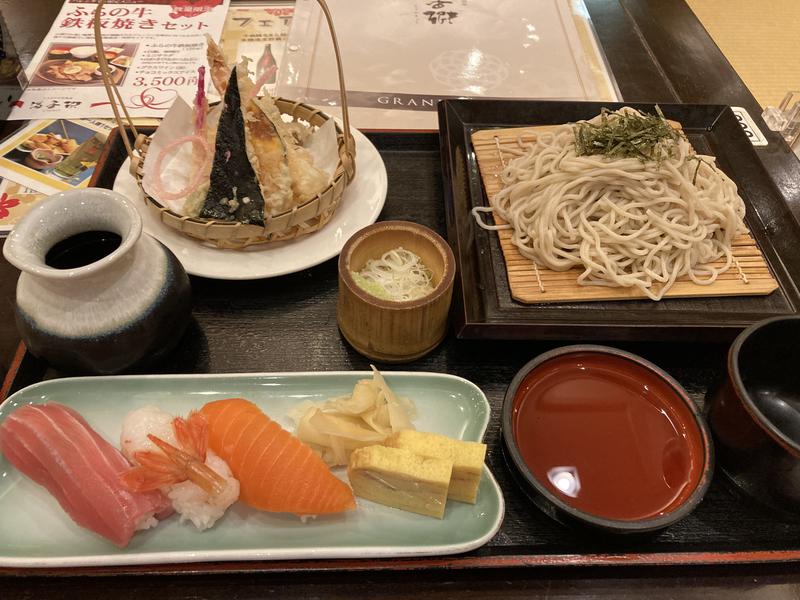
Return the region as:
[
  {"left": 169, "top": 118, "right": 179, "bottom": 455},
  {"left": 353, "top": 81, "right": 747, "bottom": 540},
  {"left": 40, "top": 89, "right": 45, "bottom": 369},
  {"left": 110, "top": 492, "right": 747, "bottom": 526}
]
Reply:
[{"left": 471, "top": 125, "right": 779, "bottom": 304}]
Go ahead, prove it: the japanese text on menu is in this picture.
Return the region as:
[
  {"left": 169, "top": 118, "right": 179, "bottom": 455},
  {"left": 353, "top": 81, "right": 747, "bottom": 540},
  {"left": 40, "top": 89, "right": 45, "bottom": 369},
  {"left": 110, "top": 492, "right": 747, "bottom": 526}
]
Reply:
[{"left": 10, "top": 0, "right": 230, "bottom": 120}]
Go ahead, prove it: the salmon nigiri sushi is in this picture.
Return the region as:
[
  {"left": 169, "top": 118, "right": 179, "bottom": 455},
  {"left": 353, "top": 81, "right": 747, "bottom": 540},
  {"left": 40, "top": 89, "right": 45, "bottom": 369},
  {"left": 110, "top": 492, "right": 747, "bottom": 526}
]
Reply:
[{"left": 201, "top": 398, "right": 355, "bottom": 516}]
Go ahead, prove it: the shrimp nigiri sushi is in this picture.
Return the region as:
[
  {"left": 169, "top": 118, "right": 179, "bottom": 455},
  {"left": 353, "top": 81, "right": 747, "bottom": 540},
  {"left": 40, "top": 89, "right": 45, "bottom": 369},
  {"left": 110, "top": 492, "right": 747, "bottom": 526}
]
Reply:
[
  {"left": 201, "top": 398, "right": 356, "bottom": 516},
  {"left": 0, "top": 403, "right": 172, "bottom": 547},
  {"left": 119, "top": 406, "right": 239, "bottom": 531}
]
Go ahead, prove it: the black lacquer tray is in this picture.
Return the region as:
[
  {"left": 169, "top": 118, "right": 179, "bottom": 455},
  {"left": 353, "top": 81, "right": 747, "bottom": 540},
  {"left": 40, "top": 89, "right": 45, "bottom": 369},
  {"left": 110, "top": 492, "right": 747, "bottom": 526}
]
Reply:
[
  {"left": 438, "top": 100, "right": 800, "bottom": 342},
  {"left": 3, "top": 128, "right": 800, "bottom": 576}
]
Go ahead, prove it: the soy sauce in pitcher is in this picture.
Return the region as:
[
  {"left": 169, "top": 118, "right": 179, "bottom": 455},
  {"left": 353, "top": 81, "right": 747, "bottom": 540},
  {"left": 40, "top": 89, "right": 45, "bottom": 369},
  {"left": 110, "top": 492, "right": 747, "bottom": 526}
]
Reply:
[{"left": 45, "top": 230, "right": 122, "bottom": 269}]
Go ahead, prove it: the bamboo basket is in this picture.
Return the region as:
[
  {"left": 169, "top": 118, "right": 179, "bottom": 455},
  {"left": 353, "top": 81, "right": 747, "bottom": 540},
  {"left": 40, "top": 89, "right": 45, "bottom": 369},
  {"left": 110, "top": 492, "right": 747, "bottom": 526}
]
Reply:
[{"left": 94, "top": 0, "right": 356, "bottom": 249}]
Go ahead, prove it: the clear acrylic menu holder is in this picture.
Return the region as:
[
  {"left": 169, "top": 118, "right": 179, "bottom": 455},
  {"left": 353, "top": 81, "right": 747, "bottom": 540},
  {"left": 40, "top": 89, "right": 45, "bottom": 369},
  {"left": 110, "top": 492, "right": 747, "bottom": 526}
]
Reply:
[{"left": 762, "top": 92, "right": 800, "bottom": 158}]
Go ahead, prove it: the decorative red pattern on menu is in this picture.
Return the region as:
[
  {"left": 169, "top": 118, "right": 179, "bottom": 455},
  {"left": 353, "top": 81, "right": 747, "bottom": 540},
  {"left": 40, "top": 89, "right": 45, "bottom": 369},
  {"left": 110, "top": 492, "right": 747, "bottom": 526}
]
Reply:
[
  {"left": 169, "top": 0, "right": 224, "bottom": 19},
  {"left": 67, "top": 0, "right": 222, "bottom": 7},
  {"left": 0, "top": 193, "right": 20, "bottom": 219}
]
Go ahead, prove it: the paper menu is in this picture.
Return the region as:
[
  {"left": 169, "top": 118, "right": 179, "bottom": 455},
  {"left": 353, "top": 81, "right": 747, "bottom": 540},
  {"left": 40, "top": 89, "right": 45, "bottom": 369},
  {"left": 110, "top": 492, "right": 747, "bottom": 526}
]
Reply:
[
  {"left": 0, "top": 118, "right": 113, "bottom": 195},
  {"left": 277, "top": 0, "right": 619, "bottom": 130},
  {"left": 9, "top": 0, "right": 230, "bottom": 121},
  {"left": 0, "top": 179, "right": 46, "bottom": 234}
]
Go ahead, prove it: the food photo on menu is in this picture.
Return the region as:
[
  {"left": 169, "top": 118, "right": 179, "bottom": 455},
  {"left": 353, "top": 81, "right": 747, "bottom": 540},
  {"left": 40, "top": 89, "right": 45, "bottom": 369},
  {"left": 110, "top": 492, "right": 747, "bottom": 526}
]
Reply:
[
  {"left": 1, "top": 0, "right": 800, "bottom": 598},
  {"left": 0, "top": 118, "right": 110, "bottom": 194},
  {"left": 30, "top": 42, "right": 137, "bottom": 87}
]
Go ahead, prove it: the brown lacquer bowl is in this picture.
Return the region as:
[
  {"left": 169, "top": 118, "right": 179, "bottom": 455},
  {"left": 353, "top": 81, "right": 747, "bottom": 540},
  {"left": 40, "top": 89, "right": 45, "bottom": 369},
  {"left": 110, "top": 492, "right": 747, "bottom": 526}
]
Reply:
[
  {"left": 708, "top": 316, "right": 800, "bottom": 520},
  {"left": 502, "top": 345, "right": 714, "bottom": 534}
]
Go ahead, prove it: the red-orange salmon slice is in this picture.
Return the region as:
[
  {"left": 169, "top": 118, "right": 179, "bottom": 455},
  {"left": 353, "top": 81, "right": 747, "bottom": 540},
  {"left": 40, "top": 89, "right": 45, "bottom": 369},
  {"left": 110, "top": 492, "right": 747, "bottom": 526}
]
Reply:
[{"left": 201, "top": 398, "right": 355, "bottom": 515}]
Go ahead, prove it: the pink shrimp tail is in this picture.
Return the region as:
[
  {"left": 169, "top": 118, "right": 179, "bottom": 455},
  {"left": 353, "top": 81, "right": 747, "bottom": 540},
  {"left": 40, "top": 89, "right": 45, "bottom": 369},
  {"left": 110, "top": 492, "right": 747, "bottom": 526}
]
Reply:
[
  {"left": 120, "top": 450, "right": 185, "bottom": 491},
  {"left": 148, "top": 434, "right": 226, "bottom": 496},
  {"left": 172, "top": 411, "right": 208, "bottom": 462},
  {"left": 120, "top": 432, "right": 226, "bottom": 496}
]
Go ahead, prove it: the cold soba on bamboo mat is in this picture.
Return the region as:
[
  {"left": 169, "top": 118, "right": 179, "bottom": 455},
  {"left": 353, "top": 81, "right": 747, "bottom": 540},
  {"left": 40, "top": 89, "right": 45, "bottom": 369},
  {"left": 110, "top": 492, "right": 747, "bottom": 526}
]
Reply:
[{"left": 471, "top": 107, "right": 777, "bottom": 304}]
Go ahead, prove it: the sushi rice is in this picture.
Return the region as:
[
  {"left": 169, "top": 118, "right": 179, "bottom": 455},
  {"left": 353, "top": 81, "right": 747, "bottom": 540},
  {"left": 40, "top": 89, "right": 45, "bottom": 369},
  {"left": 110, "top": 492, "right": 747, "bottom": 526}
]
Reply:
[{"left": 121, "top": 405, "right": 240, "bottom": 531}]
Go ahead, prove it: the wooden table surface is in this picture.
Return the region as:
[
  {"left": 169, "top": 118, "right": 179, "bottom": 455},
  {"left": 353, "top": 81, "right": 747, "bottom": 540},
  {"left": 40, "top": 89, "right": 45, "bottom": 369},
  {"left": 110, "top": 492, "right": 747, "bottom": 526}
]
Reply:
[{"left": 2, "top": 0, "right": 800, "bottom": 597}]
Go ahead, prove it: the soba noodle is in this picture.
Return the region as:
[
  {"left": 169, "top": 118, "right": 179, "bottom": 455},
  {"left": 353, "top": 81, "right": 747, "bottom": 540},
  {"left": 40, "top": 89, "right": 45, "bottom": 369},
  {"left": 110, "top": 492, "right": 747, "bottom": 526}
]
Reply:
[{"left": 473, "top": 108, "right": 747, "bottom": 301}]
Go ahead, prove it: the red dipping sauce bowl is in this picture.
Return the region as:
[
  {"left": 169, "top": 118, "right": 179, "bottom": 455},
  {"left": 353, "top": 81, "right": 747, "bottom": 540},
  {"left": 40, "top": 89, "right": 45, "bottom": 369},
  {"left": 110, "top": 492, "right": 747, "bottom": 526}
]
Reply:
[{"left": 501, "top": 345, "right": 714, "bottom": 534}]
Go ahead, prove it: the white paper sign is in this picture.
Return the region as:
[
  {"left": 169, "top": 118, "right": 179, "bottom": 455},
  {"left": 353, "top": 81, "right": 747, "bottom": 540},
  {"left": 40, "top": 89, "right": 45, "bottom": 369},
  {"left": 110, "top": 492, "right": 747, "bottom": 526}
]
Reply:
[{"left": 731, "top": 106, "right": 768, "bottom": 147}]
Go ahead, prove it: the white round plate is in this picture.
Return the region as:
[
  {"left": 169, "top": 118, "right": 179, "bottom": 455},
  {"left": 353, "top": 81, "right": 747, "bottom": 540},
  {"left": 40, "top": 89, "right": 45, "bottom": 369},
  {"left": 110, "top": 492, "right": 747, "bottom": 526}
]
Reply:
[{"left": 112, "top": 128, "right": 387, "bottom": 280}]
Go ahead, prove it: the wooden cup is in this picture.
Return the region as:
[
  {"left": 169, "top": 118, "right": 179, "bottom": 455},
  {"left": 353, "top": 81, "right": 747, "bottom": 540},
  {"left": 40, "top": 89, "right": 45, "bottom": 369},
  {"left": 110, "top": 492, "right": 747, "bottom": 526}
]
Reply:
[{"left": 337, "top": 221, "right": 455, "bottom": 363}]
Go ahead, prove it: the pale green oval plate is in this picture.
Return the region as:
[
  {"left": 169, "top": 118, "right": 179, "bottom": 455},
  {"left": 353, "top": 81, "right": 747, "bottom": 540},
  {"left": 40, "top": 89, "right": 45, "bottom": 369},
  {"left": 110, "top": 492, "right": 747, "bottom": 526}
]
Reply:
[{"left": 0, "top": 371, "right": 504, "bottom": 567}]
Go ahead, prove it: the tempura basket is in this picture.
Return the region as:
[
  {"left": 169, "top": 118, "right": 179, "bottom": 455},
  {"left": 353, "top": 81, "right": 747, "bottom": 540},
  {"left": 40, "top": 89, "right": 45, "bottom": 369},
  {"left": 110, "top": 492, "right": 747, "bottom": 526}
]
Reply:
[{"left": 94, "top": 0, "right": 356, "bottom": 249}]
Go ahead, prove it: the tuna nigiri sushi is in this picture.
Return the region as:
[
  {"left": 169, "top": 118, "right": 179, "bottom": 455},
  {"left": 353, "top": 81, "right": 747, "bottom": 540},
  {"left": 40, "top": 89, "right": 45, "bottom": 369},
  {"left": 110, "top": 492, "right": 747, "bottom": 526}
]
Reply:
[
  {"left": 0, "top": 403, "right": 172, "bottom": 548},
  {"left": 120, "top": 406, "right": 239, "bottom": 531},
  {"left": 201, "top": 398, "right": 356, "bottom": 516}
]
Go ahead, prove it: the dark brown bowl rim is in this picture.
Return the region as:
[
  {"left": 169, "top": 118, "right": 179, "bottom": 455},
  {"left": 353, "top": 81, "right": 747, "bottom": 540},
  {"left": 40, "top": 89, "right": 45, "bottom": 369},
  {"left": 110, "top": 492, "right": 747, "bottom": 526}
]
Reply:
[
  {"left": 729, "top": 315, "right": 800, "bottom": 458},
  {"left": 338, "top": 220, "right": 456, "bottom": 311},
  {"left": 501, "top": 344, "right": 714, "bottom": 534}
]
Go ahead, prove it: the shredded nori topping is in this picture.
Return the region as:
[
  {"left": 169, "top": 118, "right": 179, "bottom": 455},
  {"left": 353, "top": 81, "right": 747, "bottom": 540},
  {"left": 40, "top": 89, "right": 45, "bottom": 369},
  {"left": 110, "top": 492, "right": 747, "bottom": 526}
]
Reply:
[{"left": 573, "top": 106, "right": 681, "bottom": 163}]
